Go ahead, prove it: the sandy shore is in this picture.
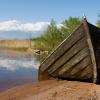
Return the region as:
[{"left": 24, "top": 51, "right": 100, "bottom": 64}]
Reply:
[{"left": 0, "top": 80, "right": 100, "bottom": 100}]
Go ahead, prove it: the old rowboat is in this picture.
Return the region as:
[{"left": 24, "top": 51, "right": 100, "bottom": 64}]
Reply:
[{"left": 38, "top": 18, "right": 100, "bottom": 83}]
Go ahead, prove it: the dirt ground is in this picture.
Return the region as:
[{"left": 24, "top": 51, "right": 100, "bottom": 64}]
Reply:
[{"left": 0, "top": 80, "right": 100, "bottom": 100}]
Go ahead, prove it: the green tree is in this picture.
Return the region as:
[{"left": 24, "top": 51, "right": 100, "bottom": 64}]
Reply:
[
  {"left": 34, "top": 36, "right": 45, "bottom": 51},
  {"left": 61, "top": 17, "right": 81, "bottom": 39},
  {"left": 34, "top": 19, "right": 63, "bottom": 53}
]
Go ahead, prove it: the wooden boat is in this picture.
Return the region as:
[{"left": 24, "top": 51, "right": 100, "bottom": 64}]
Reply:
[{"left": 38, "top": 18, "right": 100, "bottom": 83}]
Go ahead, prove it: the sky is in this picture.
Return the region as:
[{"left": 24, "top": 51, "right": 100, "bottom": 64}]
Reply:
[{"left": 0, "top": 0, "right": 100, "bottom": 39}]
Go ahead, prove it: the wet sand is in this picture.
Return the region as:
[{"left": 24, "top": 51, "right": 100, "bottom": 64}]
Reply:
[{"left": 0, "top": 80, "right": 100, "bottom": 100}]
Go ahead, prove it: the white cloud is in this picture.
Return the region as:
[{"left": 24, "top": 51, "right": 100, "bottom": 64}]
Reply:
[
  {"left": 0, "top": 20, "right": 63, "bottom": 38},
  {"left": 0, "top": 58, "right": 39, "bottom": 71},
  {"left": 0, "top": 20, "right": 50, "bottom": 32}
]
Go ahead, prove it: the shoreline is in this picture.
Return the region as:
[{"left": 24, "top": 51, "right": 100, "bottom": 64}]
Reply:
[
  {"left": 0, "top": 49, "right": 34, "bottom": 57},
  {"left": 0, "top": 49, "right": 48, "bottom": 57},
  {"left": 0, "top": 80, "right": 100, "bottom": 100}
]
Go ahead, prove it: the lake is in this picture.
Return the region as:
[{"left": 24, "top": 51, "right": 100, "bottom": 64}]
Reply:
[{"left": 0, "top": 53, "right": 42, "bottom": 92}]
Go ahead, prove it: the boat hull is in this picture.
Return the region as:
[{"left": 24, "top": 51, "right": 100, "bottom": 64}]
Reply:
[{"left": 39, "top": 18, "right": 100, "bottom": 83}]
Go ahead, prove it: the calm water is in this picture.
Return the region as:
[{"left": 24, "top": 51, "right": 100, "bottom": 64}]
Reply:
[{"left": 0, "top": 53, "right": 42, "bottom": 92}]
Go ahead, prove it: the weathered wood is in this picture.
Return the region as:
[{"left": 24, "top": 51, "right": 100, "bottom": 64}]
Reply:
[
  {"left": 60, "top": 64, "right": 92, "bottom": 80},
  {"left": 48, "top": 37, "right": 87, "bottom": 74},
  {"left": 40, "top": 24, "right": 85, "bottom": 71},
  {"left": 70, "top": 56, "right": 91, "bottom": 76},
  {"left": 82, "top": 72, "right": 93, "bottom": 80},
  {"left": 58, "top": 47, "right": 89, "bottom": 75},
  {"left": 51, "top": 48, "right": 89, "bottom": 77},
  {"left": 83, "top": 18, "right": 97, "bottom": 83},
  {"left": 80, "top": 64, "right": 93, "bottom": 78}
]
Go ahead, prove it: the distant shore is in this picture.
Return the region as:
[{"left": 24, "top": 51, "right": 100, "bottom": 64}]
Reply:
[
  {"left": 0, "top": 49, "right": 34, "bottom": 57},
  {"left": 0, "top": 48, "right": 48, "bottom": 57}
]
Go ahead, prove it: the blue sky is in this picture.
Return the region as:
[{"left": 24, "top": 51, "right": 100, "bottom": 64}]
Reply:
[
  {"left": 0, "top": 0, "right": 100, "bottom": 39},
  {"left": 0, "top": 0, "right": 100, "bottom": 23}
]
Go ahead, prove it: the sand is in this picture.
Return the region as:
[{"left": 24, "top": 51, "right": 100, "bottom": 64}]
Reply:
[{"left": 0, "top": 80, "right": 100, "bottom": 100}]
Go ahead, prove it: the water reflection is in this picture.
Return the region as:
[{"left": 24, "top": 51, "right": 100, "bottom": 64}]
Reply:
[{"left": 0, "top": 53, "right": 42, "bottom": 92}]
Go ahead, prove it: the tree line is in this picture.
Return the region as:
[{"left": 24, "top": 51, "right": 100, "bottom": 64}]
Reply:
[{"left": 34, "top": 16, "right": 100, "bottom": 54}]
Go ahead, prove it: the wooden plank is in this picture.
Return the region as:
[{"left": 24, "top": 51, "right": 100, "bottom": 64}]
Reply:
[
  {"left": 82, "top": 72, "right": 93, "bottom": 80},
  {"left": 59, "top": 64, "right": 92, "bottom": 80},
  {"left": 80, "top": 64, "right": 93, "bottom": 79},
  {"left": 58, "top": 47, "right": 89, "bottom": 76},
  {"left": 51, "top": 50, "right": 90, "bottom": 78},
  {"left": 40, "top": 24, "right": 85, "bottom": 71},
  {"left": 60, "top": 64, "right": 92, "bottom": 80},
  {"left": 48, "top": 37, "right": 87, "bottom": 74},
  {"left": 70, "top": 56, "right": 91, "bottom": 76}
]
